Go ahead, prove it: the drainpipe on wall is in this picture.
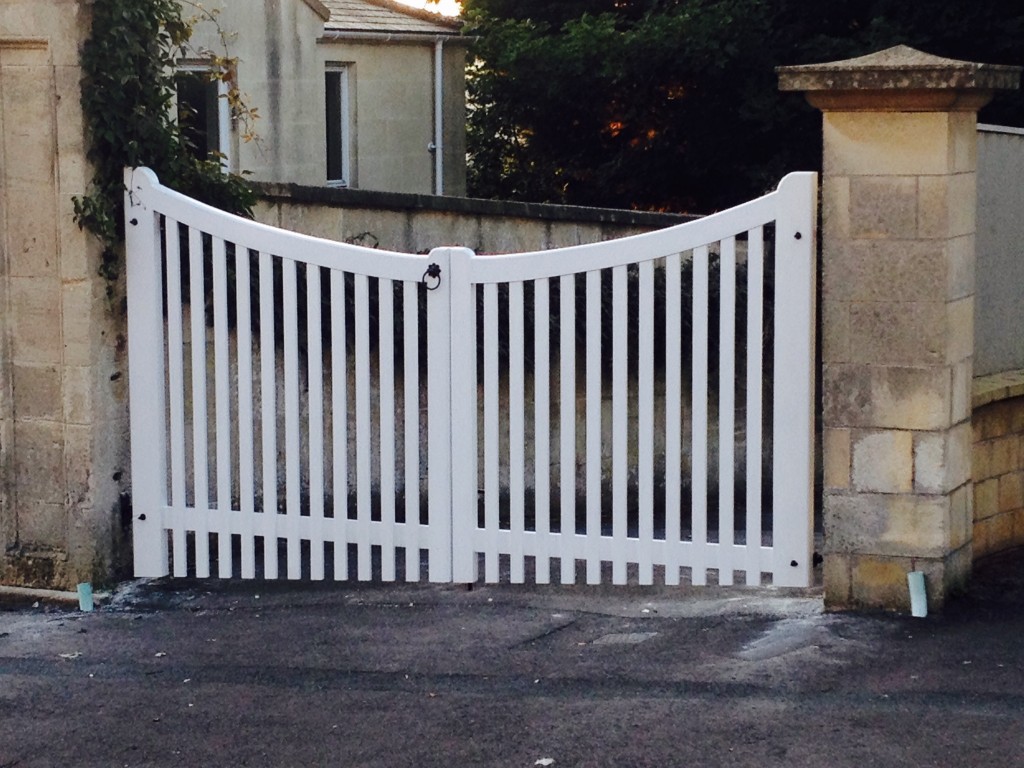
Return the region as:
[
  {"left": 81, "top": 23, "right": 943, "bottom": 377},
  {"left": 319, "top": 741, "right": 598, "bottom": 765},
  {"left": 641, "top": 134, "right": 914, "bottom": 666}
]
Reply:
[{"left": 433, "top": 37, "right": 444, "bottom": 196}]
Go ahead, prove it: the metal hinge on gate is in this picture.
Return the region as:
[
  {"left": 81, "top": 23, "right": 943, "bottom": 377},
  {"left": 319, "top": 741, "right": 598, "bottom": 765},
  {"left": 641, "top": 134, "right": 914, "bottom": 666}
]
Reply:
[{"left": 422, "top": 263, "right": 442, "bottom": 291}]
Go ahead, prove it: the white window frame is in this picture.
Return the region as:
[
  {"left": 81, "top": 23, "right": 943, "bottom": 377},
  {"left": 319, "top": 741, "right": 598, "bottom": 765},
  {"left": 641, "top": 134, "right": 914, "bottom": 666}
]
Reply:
[
  {"left": 325, "top": 63, "right": 353, "bottom": 188},
  {"left": 175, "top": 62, "right": 233, "bottom": 173}
]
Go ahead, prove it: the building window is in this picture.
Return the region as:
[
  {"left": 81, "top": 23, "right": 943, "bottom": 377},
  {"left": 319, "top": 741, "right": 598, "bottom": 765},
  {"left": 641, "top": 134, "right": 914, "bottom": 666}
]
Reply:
[
  {"left": 176, "top": 65, "right": 232, "bottom": 172},
  {"left": 325, "top": 65, "right": 352, "bottom": 187}
]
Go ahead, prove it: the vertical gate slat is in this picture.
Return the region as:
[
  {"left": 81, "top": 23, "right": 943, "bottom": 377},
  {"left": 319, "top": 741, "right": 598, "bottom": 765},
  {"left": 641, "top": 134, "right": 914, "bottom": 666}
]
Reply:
[
  {"left": 259, "top": 252, "right": 278, "bottom": 579},
  {"left": 585, "top": 269, "right": 602, "bottom": 584},
  {"left": 164, "top": 221, "right": 186, "bottom": 514},
  {"left": 745, "top": 228, "right": 765, "bottom": 583},
  {"left": 691, "top": 245, "right": 710, "bottom": 586},
  {"left": 533, "top": 278, "right": 551, "bottom": 584},
  {"left": 664, "top": 253, "right": 683, "bottom": 586},
  {"left": 483, "top": 283, "right": 500, "bottom": 582},
  {"left": 235, "top": 248, "right": 256, "bottom": 579},
  {"left": 558, "top": 274, "right": 576, "bottom": 584},
  {"left": 212, "top": 237, "right": 233, "bottom": 577},
  {"left": 638, "top": 260, "right": 655, "bottom": 585},
  {"left": 718, "top": 237, "right": 737, "bottom": 585},
  {"left": 283, "top": 259, "right": 302, "bottom": 579},
  {"left": 611, "top": 265, "right": 628, "bottom": 585},
  {"left": 165, "top": 222, "right": 187, "bottom": 577},
  {"left": 354, "top": 274, "right": 372, "bottom": 580},
  {"left": 403, "top": 282, "right": 421, "bottom": 581},
  {"left": 307, "top": 265, "right": 326, "bottom": 580},
  {"left": 188, "top": 226, "right": 211, "bottom": 578},
  {"left": 330, "top": 271, "right": 349, "bottom": 580},
  {"left": 509, "top": 281, "right": 526, "bottom": 583},
  {"left": 378, "top": 278, "right": 397, "bottom": 581}
]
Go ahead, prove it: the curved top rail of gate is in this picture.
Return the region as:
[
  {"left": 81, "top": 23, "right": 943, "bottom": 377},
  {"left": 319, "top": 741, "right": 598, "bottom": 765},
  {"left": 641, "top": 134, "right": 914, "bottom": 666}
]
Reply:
[
  {"left": 466, "top": 172, "right": 816, "bottom": 282},
  {"left": 124, "top": 166, "right": 427, "bottom": 279}
]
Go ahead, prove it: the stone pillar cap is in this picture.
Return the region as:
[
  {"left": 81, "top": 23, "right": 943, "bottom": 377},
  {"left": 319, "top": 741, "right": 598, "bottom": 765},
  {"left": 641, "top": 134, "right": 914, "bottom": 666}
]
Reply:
[{"left": 778, "top": 45, "right": 1021, "bottom": 111}]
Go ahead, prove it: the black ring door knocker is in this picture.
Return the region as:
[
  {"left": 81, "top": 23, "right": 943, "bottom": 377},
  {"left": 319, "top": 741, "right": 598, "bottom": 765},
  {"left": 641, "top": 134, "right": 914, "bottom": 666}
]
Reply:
[{"left": 422, "top": 263, "right": 442, "bottom": 290}]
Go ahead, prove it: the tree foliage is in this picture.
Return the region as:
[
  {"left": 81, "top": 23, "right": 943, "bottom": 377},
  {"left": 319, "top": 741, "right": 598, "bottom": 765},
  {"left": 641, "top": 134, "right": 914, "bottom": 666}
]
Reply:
[
  {"left": 462, "top": 0, "right": 1024, "bottom": 212},
  {"left": 75, "top": 0, "right": 257, "bottom": 287}
]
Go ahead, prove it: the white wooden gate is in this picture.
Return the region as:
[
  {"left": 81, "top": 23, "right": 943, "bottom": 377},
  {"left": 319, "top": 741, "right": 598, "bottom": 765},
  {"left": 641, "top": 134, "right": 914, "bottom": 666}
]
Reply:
[{"left": 125, "top": 167, "right": 816, "bottom": 588}]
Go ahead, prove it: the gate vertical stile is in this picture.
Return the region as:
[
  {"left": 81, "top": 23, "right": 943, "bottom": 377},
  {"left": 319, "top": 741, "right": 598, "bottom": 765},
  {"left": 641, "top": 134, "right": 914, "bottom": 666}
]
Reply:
[
  {"left": 448, "top": 247, "right": 479, "bottom": 584},
  {"left": 771, "top": 172, "right": 818, "bottom": 587},
  {"left": 425, "top": 247, "right": 454, "bottom": 581},
  {"left": 125, "top": 168, "right": 170, "bottom": 576}
]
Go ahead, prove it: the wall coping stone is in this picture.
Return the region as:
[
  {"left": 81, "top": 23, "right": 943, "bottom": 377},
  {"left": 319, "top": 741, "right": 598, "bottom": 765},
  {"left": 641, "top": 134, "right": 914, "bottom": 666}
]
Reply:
[
  {"left": 255, "top": 182, "right": 700, "bottom": 228},
  {"left": 973, "top": 370, "right": 1024, "bottom": 409}
]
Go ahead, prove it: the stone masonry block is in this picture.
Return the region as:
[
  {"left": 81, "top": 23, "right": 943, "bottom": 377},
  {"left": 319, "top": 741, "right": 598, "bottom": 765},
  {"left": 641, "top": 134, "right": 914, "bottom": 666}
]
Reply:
[
  {"left": 1012, "top": 401, "right": 1024, "bottom": 433},
  {"left": 849, "top": 177, "right": 918, "bottom": 239},
  {"left": 974, "top": 478, "right": 999, "bottom": 521},
  {"left": 821, "top": 176, "right": 850, "bottom": 241},
  {"left": 918, "top": 174, "right": 976, "bottom": 241},
  {"left": 945, "top": 235, "right": 974, "bottom": 301},
  {"left": 13, "top": 419, "right": 65, "bottom": 506},
  {"left": 950, "top": 112, "right": 978, "bottom": 174},
  {"left": 826, "top": 492, "right": 949, "bottom": 558},
  {"left": 823, "top": 552, "right": 852, "bottom": 609},
  {"left": 853, "top": 431, "right": 914, "bottom": 493},
  {"left": 821, "top": 299, "right": 850, "bottom": 363},
  {"left": 999, "top": 471, "right": 1024, "bottom": 514},
  {"left": 986, "top": 511, "right": 1016, "bottom": 556},
  {"left": 16, "top": 501, "right": 66, "bottom": 549},
  {"left": 951, "top": 358, "right": 972, "bottom": 425},
  {"left": 913, "top": 432, "right": 945, "bottom": 494},
  {"left": 410, "top": 210, "right": 482, "bottom": 252},
  {"left": 823, "top": 112, "right": 956, "bottom": 177},
  {"left": 973, "top": 517, "right": 991, "bottom": 559},
  {"left": 823, "top": 364, "right": 950, "bottom": 431},
  {"left": 851, "top": 555, "right": 914, "bottom": 611},
  {"left": 0, "top": 67, "right": 55, "bottom": 186},
  {"left": 824, "top": 240, "right": 944, "bottom": 303},
  {"left": 992, "top": 435, "right": 1019, "bottom": 476},
  {"left": 946, "top": 421, "right": 973, "bottom": 491},
  {"left": 64, "top": 424, "right": 93, "bottom": 508},
  {"left": 5, "top": 183, "right": 58, "bottom": 278},
  {"left": 949, "top": 484, "right": 972, "bottom": 551},
  {"left": 945, "top": 297, "right": 974, "bottom": 365},
  {"left": 9, "top": 277, "right": 62, "bottom": 364},
  {"left": 848, "top": 301, "right": 944, "bottom": 366},
  {"left": 824, "top": 428, "right": 851, "bottom": 490},
  {"left": 12, "top": 364, "right": 61, "bottom": 421},
  {"left": 62, "top": 365, "right": 93, "bottom": 425},
  {"left": 61, "top": 281, "right": 95, "bottom": 366}
]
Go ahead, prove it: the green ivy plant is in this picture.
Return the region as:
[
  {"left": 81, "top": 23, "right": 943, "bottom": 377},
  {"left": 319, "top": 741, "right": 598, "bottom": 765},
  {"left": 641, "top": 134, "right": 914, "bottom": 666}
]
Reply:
[{"left": 75, "top": 0, "right": 257, "bottom": 288}]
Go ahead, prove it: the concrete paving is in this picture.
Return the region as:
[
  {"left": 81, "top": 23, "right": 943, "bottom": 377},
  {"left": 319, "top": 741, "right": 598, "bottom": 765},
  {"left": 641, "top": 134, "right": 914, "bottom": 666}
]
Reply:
[{"left": 2, "top": 552, "right": 1024, "bottom": 767}]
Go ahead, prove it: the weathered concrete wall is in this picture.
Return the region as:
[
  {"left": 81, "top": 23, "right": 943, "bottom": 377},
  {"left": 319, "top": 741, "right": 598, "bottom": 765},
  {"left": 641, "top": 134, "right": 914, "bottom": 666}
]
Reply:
[
  {"left": 253, "top": 183, "right": 694, "bottom": 253},
  {"left": 0, "top": 2, "right": 129, "bottom": 588},
  {"left": 975, "top": 125, "right": 1024, "bottom": 377}
]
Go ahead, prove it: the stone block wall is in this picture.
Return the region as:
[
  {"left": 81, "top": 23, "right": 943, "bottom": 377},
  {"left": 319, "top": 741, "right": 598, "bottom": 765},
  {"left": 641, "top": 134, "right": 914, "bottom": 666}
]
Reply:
[
  {"left": 0, "top": 3, "right": 130, "bottom": 589},
  {"left": 972, "top": 373, "right": 1024, "bottom": 557}
]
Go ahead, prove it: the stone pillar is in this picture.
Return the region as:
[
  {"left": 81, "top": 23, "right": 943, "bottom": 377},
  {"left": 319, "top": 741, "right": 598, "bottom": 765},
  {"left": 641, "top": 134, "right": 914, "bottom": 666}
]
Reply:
[
  {"left": 779, "top": 46, "right": 1021, "bottom": 610},
  {"left": 0, "top": 2, "right": 129, "bottom": 589}
]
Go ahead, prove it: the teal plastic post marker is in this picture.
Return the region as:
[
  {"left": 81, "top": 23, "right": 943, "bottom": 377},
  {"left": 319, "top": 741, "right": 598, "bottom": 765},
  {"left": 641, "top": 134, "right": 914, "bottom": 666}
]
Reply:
[
  {"left": 907, "top": 571, "right": 927, "bottom": 618},
  {"left": 77, "top": 582, "right": 94, "bottom": 612}
]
